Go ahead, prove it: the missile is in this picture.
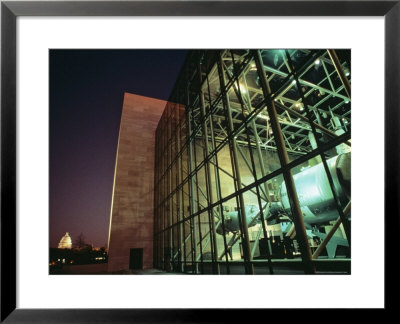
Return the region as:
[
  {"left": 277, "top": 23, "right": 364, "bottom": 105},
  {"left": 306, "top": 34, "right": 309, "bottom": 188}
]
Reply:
[
  {"left": 279, "top": 152, "right": 350, "bottom": 224},
  {"left": 216, "top": 152, "right": 350, "bottom": 234},
  {"left": 216, "top": 204, "right": 260, "bottom": 235}
]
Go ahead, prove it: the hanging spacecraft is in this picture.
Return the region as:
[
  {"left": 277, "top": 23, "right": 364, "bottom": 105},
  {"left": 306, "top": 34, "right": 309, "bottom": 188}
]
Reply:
[{"left": 216, "top": 152, "right": 351, "bottom": 234}]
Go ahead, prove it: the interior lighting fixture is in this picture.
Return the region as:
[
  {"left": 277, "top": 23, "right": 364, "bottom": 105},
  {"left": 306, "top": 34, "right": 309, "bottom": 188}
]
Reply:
[
  {"left": 258, "top": 114, "right": 269, "bottom": 121},
  {"left": 295, "top": 103, "right": 304, "bottom": 111},
  {"left": 234, "top": 83, "right": 247, "bottom": 94}
]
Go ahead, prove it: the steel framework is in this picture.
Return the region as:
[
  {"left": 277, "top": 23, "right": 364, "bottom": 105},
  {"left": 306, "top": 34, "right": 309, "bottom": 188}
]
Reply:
[{"left": 154, "top": 49, "right": 351, "bottom": 274}]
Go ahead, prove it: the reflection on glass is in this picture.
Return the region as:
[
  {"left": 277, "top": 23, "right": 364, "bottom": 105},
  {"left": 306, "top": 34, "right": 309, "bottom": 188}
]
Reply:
[{"left": 154, "top": 49, "right": 351, "bottom": 274}]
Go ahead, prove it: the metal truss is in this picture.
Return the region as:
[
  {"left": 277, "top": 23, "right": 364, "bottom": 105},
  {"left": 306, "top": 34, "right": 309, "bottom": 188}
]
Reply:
[
  {"left": 154, "top": 49, "right": 351, "bottom": 275},
  {"left": 192, "top": 49, "right": 351, "bottom": 155}
]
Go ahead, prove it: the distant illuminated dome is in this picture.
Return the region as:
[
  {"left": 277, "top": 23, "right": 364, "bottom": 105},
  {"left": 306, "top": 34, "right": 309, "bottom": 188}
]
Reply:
[{"left": 58, "top": 232, "right": 72, "bottom": 249}]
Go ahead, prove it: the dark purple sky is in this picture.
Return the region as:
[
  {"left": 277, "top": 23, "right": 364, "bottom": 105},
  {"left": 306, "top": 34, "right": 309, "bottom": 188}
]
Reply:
[{"left": 50, "top": 50, "right": 187, "bottom": 248}]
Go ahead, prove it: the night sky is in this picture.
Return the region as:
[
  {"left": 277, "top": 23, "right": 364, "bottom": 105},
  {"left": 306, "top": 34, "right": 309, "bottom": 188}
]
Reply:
[{"left": 50, "top": 50, "right": 188, "bottom": 248}]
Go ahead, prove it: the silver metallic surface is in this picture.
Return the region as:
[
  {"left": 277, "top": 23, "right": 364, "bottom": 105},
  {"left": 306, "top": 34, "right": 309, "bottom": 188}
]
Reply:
[{"left": 280, "top": 153, "right": 351, "bottom": 224}]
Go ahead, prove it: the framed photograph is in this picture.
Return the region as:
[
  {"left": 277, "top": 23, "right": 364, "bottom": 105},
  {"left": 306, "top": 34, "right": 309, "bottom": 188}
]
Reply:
[{"left": 1, "top": 0, "right": 396, "bottom": 321}]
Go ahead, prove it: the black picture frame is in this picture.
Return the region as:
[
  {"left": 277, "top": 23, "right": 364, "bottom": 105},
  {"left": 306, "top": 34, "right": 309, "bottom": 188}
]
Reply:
[{"left": 1, "top": 0, "right": 397, "bottom": 321}]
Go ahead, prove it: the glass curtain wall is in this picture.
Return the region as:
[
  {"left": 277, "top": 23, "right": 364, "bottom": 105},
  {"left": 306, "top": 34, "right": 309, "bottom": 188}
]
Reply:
[{"left": 154, "top": 49, "right": 351, "bottom": 274}]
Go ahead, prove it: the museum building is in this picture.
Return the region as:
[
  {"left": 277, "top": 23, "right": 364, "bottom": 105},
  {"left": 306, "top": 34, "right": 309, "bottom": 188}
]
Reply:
[{"left": 108, "top": 49, "right": 351, "bottom": 274}]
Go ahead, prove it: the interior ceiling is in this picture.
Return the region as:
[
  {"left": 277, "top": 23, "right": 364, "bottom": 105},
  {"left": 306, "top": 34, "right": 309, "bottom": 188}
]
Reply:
[{"left": 189, "top": 49, "right": 351, "bottom": 156}]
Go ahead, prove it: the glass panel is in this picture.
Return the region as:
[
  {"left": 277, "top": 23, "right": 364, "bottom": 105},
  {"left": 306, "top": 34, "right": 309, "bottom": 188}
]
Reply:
[
  {"left": 211, "top": 108, "right": 228, "bottom": 149},
  {"left": 236, "top": 141, "right": 257, "bottom": 188},
  {"left": 216, "top": 145, "right": 236, "bottom": 199},
  {"left": 153, "top": 49, "right": 351, "bottom": 274}
]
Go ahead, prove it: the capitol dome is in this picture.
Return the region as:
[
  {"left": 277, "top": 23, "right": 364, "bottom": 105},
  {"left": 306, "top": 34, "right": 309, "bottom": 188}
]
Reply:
[{"left": 58, "top": 232, "right": 72, "bottom": 249}]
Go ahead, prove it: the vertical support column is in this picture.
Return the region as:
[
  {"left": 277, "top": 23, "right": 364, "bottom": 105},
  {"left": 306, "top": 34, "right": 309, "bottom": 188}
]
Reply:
[
  {"left": 186, "top": 102, "right": 199, "bottom": 273},
  {"left": 154, "top": 126, "right": 161, "bottom": 268},
  {"left": 168, "top": 107, "right": 174, "bottom": 272},
  {"left": 253, "top": 50, "right": 315, "bottom": 274},
  {"left": 178, "top": 104, "right": 187, "bottom": 273},
  {"left": 158, "top": 126, "right": 163, "bottom": 269},
  {"left": 327, "top": 49, "right": 351, "bottom": 98},
  {"left": 186, "top": 84, "right": 198, "bottom": 274},
  {"left": 217, "top": 52, "right": 254, "bottom": 274},
  {"left": 198, "top": 56, "right": 220, "bottom": 274},
  {"left": 205, "top": 62, "right": 231, "bottom": 274},
  {"left": 192, "top": 134, "right": 205, "bottom": 273},
  {"left": 154, "top": 131, "right": 158, "bottom": 268},
  {"left": 174, "top": 104, "right": 183, "bottom": 273},
  {"left": 162, "top": 121, "right": 167, "bottom": 270},
  {"left": 153, "top": 131, "right": 157, "bottom": 267}
]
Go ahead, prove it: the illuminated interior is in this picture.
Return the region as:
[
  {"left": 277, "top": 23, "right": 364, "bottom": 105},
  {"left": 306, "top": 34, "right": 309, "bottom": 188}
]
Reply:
[{"left": 154, "top": 50, "right": 351, "bottom": 274}]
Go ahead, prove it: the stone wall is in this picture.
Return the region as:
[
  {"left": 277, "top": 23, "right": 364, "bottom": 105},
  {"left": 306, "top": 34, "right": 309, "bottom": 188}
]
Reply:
[{"left": 107, "top": 93, "right": 166, "bottom": 272}]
